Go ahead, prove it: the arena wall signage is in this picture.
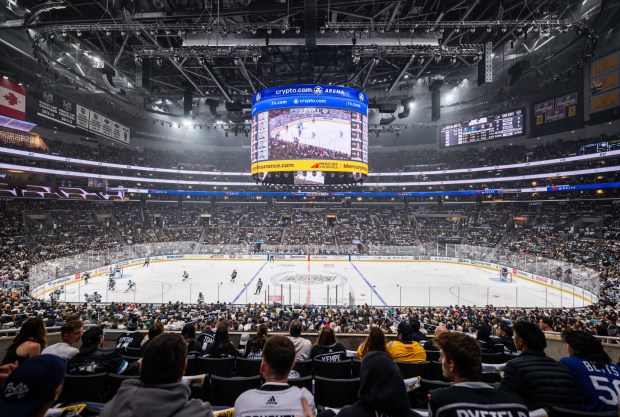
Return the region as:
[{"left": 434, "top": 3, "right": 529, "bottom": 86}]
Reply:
[
  {"left": 31, "top": 92, "right": 131, "bottom": 144},
  {"left": 0, "top": 126, "right": 48, "bottom": 151},
  {"left": 0, "top": 145, "right": 616, "bottom": 179}
]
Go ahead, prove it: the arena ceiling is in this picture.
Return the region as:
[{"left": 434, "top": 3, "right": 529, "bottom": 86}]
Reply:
[{"left": 0, "top": 0, "right": 617, "bottom": 128}]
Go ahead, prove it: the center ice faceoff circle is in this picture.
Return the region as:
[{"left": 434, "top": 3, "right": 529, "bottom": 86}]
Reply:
[{"left": 269, "top": 271, "right": 348, "bottom": 287}]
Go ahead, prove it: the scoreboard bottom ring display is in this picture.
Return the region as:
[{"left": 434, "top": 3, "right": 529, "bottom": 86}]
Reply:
[{"left": 252, "top": 160, "right": 367, "bottom": 187}]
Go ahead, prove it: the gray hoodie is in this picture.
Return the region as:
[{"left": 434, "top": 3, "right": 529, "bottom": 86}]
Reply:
[
  {"left": 287, "top": 336, "right": 312, "bottom": 361},
  {"left": 100, "top": 379, "right": 213, "bottom": 417}
]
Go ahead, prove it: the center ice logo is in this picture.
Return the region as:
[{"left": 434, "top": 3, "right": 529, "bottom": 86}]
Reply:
[
  {"left": 313, "top": 86, "right": 323, "bottom": 95},
  {"left": 271, "top": 272, "right": 348, "bottom": 286}
]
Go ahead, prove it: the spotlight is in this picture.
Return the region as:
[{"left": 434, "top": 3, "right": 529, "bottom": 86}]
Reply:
[
  {"left": 105, "top": 30, "right": 111, "bottom": 36},
  {"left": 487, "top": 26, "right": 492, "bottom": 32},
  {"left": 296, "top": 28, "right": 301, "bottom": 35},
  {"left": 501, "top": 26, "right": 507, "bottom": 32},
  {"left": 76, "top": 31, "right": 82, "bottom": 37},
  {"left": 266, "top": 28, "right": 272, "bottom": 35}
]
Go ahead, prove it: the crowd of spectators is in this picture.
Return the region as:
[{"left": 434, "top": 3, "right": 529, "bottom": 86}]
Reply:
[{"left": 268, "top": 138, "right": 351, "bottom": 161}]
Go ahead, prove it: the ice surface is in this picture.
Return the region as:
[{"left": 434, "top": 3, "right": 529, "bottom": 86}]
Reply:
[{"left": 57, "top": 260, "right": 591, "bottom": 308}]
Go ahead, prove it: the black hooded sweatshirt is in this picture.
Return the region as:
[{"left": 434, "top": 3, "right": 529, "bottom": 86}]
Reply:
[{"left": 336, "top": 351, "right": 417, "bottom": 417}]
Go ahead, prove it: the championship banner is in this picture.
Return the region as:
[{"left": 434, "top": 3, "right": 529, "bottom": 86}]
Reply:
[
  {"left": 591, "top": 51, "right": 619, "bottom": 78},
  {"left": 591, "top": 89, "right": 619, "bottom": 113},
  {"left": 31, "top": 91, "right": 131, "bottom": 144},
  {"left": 0, "top": 78, "right": 26, "bottom": 120},
  {"left": 591, "top": 72, "right": 619, "bottom": 93},
  {"left": 250, "top": 159, "right": 369, "bottom": 175}
]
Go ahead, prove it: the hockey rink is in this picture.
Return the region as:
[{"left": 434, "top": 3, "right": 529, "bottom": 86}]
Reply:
[
  {"left": 54, "top": 260, "right": 593, "bottom": 308},
  {"left": 273, "top": 119, "right": 352, "bottom": 155}
]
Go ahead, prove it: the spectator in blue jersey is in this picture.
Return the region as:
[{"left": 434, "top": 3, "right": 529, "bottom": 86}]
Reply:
[{"left": 560, "top": 329, "right": 620, "bottom": 413}]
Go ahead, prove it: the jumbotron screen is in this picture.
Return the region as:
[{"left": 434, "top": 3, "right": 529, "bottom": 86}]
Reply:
[
  {"left": 250, "top": 85, "right": 369, "bottom": 181},
  {"left": 441, "top": 108, "right": 525, "bottom": 147}
]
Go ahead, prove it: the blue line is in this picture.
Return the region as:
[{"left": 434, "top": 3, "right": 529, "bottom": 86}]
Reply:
[
  {"left": 231, "top": 262, "right": 268, "bottom": 304},
  {"left": 350, "top": 261, "right": 388, "bottom": 306}
]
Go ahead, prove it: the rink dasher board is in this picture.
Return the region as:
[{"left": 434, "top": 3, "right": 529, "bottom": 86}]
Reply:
[{"left": 31, "top": 255, "right": 597, "bottom": 304}]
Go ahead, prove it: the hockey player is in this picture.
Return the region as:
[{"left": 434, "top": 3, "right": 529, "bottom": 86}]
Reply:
[
  {"left": 501, "top": 267, "right": 509, "bottom": 281},
  {"left": 93, "top": 292, "right": 101, "bottom": 302},
  {"left": 108, "top": 277, "right": 116, "bottom": 291},
  {"left": 182, "top": 271, "right": 190, "bottom": 281},
  {"left": 83, "top": 272, "right": 90, "bottom": 285},
  {"left": 255, "top": 278, "right": 263, "bottom": 295},
  {"left": 231, "top": 269, "right": 237, "bottom": 283},
  {"left": 125, "top": 280, "right": 136, "bottom": 292},
  {"left": 143, "top": 256, "right": 150, "bottom": 267},
  {"left": 197, "top": 292, "right": 204, "bottom": 305}
]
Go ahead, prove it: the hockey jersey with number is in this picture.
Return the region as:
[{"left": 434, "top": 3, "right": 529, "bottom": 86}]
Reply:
[
  {"left": 560, "top": 356, "right": 620, "bottom": 412},
  {"left": 115, "top": 330, "right": 144, "bottom": 351},
  {"left": 233, "top": 383, "right": 315, "bottom": 417}
]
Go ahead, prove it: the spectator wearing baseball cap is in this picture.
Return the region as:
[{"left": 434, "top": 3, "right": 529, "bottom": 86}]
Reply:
[
  {"left": 385, "top": 321, "right": 426, "bottom": 363},
  {"left": 0, "top": 354, "right": 66, "bottom": 417},
  {"left": 68, "top": 327, "right": 135, "bottom": 375},
  {"left": 115, "top": 316, "right": 144, "bottom": 353}
]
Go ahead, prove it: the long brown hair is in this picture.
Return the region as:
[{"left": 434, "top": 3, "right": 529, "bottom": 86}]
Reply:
[
  {"left": 12, "top": 317, "right": 47, "bottom": 349},
  {"left": 360, "top": 327, "right": 387, "bottom": 358},
  {"left": 250, "top": 324, "right": 268, "bottom": 353},
  {"left": 315, "top": 326, "right": 337, "bottom": 347}
]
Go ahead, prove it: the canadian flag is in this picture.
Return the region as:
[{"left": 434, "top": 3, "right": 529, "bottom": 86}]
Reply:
[{"left": 0, "top": 78, "right": 26, "bottom": 120}]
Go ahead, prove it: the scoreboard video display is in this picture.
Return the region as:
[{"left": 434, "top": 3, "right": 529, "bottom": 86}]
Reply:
[
  {"left": 250, "top": 84, "right": 369, "bottom": 178},
  {"left": 441, "top": 108, "right": 525, "bottom": 147}
]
